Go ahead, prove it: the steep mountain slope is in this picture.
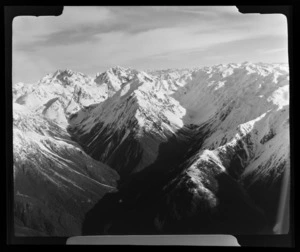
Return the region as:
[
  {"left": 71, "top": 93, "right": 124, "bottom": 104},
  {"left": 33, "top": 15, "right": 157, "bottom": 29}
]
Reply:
[
  {"left": 166, "top": 63, "right": 290, "bottom": 227},
  {"left": 13, "top": 69, "right": 112, "bottom": 125},
  {"left": 13, "top": 103, "right": 119, "bottom": 236},
  {"left": 13, "top": 62, "right": 289, "bottom": 236},
  {"left": 68, "top": 68, "right": 187, "bottom": 178},
  {"left": 82, "top": 62, "right": 290, "bottom": 235}
]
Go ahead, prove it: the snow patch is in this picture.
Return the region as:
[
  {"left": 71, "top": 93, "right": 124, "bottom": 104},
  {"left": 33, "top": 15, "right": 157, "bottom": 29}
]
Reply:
[
  {"left": 267, "top": 85, "right": 289, "bottom": 110},
  {"left": 214, "top": 81, "right": 226, "bottom": 91}
]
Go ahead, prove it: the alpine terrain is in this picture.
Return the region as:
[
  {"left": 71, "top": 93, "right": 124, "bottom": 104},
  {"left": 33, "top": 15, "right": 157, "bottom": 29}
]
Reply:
[{"left": 12, "top": 62, "right": 290, "bottom": 236}]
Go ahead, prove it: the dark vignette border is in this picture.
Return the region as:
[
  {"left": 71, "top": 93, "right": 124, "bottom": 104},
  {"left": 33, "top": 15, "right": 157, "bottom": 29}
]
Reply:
[{"left": 4, "top": 2, "right": 296, "bottom": 247}]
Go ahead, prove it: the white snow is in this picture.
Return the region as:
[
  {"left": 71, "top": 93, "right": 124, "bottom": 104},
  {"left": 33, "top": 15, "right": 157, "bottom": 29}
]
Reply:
[
  {"left": 14, "top": 62, "right": 289, "bottom": 185},
  {"left": 222, "top": 68, "right": 234, "bottom": 77},
  {"left": 164, "top": 110, "right": 184, "bottom": 128},
  {"left": 267, "top": 85, "right": 289, "bottom": 110},
  {"left": 214, "top": 81, "right": 226, "bottom": 91},
  {"left": 120, "top": 83, "right": 131, "bottom": 96},
  {"left": 272, "top": 71, "right": 281, "bottom": 83},
  {"left": 200, "top": 149, "right": 226, "bottom": 172},
  {"left": 120, "top": 129, "right": 131, "bottom": 144}
]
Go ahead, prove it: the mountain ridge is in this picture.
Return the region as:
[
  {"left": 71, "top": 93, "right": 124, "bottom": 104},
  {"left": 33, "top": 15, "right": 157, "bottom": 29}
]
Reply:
[{"left": 13, "top": 62, "right": 290, "bottom": 236}]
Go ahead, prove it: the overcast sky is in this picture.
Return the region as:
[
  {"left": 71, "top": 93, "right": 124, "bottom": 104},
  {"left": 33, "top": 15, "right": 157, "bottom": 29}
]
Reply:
[{"left": 13, "top": 6, "right": 288, "bottom": 83}]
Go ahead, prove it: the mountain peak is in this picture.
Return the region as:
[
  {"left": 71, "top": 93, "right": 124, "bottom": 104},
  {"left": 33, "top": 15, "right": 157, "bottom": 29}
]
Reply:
[
  {"left": 111, "top": 65, "right": 128, "bottom": 71},
  {"left": 14, "top": 62, "right": 290, "bottom": 236},
  {"left": 54, "top": 69, "right": 74, "bottom": 76}
]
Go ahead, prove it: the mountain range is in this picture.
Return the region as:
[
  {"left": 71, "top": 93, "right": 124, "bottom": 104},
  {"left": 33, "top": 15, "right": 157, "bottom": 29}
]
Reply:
[{"left": 13, "top": 62, "right": 290, "bottom": 236}]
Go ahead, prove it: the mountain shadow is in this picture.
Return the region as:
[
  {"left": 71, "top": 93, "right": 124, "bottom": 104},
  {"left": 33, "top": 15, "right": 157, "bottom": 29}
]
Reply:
[
  {"left": 82, "top": 126, "right": 193, "bottom": 235},
  {"left": 82, "top": 125, "right": 267, "bottom": 235},
  {"left": 242, "top": 168, "right": 286, "bottom": 229}
]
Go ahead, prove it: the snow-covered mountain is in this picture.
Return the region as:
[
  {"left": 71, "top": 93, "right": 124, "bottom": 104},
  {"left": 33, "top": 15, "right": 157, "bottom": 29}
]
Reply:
[
  {"left": 68, "top": 68, "right": 187, "bottom": 178},
  {"left": 80, "top": 62, "right": 289, "bottom": 234},
  {"left": 13, "top": 103, "right": 119, "bottom": 236},
  {"left": 13, "top": 69, "right": 110, "bottom": 123},
  {"left": 13, "top": 62, "right": 290, "bottom": 236}
]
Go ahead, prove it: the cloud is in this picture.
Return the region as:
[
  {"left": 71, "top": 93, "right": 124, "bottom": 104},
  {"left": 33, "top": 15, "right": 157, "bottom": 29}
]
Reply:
[
  {"left": 13, "top": 6, "right": 113, "bottom": 35},
  {"left": 13, "top": 6, "right": 244, "bottom": 49},
  {"left": 124, "top": 33, "right": 288, "bottom": 70},
  {"left": 14, "top": 6, "right": 287, "bottom": 50},
  {"left": 260, "top": 48, "right": 287, "bottom": 54},
  {"left": 13, "top": 6, "right": 114, "bottom": 48},
  {"left": 13, "top": 51, "right": 56, "bottom": 84},
  {"left": 150, "top": 6, "right": 239, "bottom": 16},
  {"left": 12, "top": 6, "right": 289, "bottom": 83}
]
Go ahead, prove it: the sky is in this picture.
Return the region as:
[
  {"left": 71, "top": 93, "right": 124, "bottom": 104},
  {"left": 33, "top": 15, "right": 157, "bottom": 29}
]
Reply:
[{"left": 13, "top": 6, "right": 288, "bottom": 84}]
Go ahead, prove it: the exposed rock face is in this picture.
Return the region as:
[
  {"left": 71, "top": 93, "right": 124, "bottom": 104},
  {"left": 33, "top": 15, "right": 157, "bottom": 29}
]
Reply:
[
  {"left": 13, "top": 103, "right": 119, "bottom": 236},
  {"left": 80, "top": 63, "right": 289, "bottom": 235},
  {"left": 13, "top": 62, "right": 289, "bottom": 236}
]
